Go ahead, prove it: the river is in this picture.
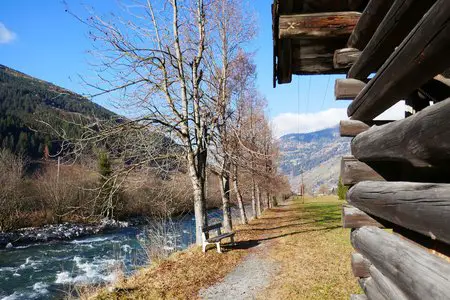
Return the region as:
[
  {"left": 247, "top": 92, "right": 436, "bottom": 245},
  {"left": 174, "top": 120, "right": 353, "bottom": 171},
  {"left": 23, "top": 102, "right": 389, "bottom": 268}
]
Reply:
[{"left": 0, "top": 208, "right": 238, "bottom": 299}]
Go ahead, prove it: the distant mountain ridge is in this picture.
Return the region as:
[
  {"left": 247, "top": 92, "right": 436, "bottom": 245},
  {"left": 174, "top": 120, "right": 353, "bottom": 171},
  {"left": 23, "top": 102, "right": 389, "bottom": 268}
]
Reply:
[
  {"left": 0, "top": 64, "right": 115, "bottom": 158},
  {"left": 278, "top": 126, "right": 351, "bottom": 193}
]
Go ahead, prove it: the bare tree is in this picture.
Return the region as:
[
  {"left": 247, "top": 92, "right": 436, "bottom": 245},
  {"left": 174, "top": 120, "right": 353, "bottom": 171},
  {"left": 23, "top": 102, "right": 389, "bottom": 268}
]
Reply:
[
  {"left": 65, "top": 0, "right": 261, "bottom": 244},
  {"left": 206, "top": 0, "right": 256, "bottom": 231}
]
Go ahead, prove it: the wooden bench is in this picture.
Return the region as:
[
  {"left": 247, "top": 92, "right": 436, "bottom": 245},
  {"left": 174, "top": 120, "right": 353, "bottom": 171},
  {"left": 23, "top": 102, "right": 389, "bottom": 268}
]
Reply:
[{"left": 201, "top": 223, "right": 235, "bottom": 253}]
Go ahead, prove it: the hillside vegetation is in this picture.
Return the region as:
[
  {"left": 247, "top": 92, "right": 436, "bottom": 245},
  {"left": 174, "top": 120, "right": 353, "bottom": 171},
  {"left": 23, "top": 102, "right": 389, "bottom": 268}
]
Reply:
[
  {"left": 278, "top": 127, "right": 351, "bottom": 193},
  {"left": 0, "top": 64, "right": 115, "bottom": 158}
]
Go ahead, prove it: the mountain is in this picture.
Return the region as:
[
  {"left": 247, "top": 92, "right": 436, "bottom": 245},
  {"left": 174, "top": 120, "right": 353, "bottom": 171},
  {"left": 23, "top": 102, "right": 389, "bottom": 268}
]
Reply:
[
  {"left": 278, "top": 126, "right": 351, "bottom": 193},
  {"left": 0, "top": 64, "right": 115, "bottom": 158}
]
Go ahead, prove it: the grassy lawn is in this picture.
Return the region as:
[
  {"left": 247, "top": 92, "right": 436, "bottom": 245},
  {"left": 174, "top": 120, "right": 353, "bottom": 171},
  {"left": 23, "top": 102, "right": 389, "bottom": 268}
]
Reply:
[
  {"left": 259, "top": 196, "right": 360, "bottom": 300},
  {"left": 92, "top": 196, "right": 359, "bottom": 299}
]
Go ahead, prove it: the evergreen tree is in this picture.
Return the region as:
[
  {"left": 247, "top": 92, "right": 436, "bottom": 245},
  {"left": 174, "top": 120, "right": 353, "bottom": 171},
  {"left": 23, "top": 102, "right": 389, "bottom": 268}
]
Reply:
[
  {"left": 337, "top": 176, "right": 348, "bottom": 200},
  {"left": 97, "top": 151, "right": 116, "bottom": 219}
]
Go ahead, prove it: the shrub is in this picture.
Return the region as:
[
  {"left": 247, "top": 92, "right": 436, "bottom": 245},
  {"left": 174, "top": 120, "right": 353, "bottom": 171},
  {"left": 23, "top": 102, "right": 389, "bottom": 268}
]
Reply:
[{"left": 337, "top": 177, "right": 348, "bottom": 200}]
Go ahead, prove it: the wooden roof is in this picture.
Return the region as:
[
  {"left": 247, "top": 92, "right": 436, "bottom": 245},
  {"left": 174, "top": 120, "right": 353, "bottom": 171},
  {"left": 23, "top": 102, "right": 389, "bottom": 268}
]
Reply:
[
  {"left": 273, "top": 0, "right": 450, "bottom": 123},
  {"left": 273, "top": 0, "right": 372, "bottom": 85}
]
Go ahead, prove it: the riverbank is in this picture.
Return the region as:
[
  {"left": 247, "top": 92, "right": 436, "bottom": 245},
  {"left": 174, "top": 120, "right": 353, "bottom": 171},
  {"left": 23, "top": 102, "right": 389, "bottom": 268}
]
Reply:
[
  {"left": 0, "top": 219, "right": 130, "bottom": 249},
  {"left": 91, "top": 196, "right": 359, "bottom": 299},
  {"left": 0, "top": 206, "right": 227, "bottom": 249}
]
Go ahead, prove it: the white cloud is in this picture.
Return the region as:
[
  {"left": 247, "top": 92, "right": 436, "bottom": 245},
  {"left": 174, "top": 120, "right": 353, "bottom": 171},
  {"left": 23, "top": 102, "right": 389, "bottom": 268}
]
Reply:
[
  {"left": 272, "top": 101, "right": 406, "bottom": 138},
  {"left": 0, "top": 22, "right": 17, "bottom": 44},
  {"left": 374, "top": 101, "right": 405, "bottom": 120},
  {"left": 272, "top": 108, "right": 347, "bottom": 137}
]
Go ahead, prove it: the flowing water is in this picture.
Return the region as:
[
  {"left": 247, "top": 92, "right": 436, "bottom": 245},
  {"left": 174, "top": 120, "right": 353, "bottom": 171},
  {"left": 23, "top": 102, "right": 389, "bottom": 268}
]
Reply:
[{"left": 0, "top": 208, "right": 232, "bottom": 299}]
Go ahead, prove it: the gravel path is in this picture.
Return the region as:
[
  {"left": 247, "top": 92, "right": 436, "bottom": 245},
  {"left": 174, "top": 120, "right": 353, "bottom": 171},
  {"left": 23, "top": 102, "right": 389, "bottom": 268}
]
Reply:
[{"left": 199, "top": 244, "right": 279, "bottom": 300}]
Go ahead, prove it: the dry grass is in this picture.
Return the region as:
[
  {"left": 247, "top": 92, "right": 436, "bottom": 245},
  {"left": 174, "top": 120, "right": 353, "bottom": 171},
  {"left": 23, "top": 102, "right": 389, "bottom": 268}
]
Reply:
[
  {"left": 257, "top": 196, "right": 360, "bottom": 300},
  {"left": 94, "top": 196, "right": 359, "bottom": 300}
]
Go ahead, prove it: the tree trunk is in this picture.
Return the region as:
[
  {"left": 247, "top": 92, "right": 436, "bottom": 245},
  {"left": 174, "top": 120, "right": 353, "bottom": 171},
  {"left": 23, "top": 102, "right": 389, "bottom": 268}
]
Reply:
[
  {"left": 251, "top": 176, "right": 257, "bottom": 219},
  {"left": 233, "top": 164, "right": 248, "bottom": 224},
  {"left": 187, "top": 150, "right": 208, "bottom": 245},
  {"left": 256, "top": 184, "right": 262, "bottom": 217},
  {"left": 219, "top": 168, "right": 232, "bottom": 232},
  {"left": 266, "top": 192, "right": 270, "bottom": 209}
]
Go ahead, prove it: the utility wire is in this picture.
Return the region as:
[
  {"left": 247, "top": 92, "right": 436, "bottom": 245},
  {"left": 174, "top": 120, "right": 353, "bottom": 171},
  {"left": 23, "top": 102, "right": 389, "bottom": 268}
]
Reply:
[
  {"left": 306, "top": 76, "right": 311, "bottom": 113},
  {"left": 321, "top": 75, "right": 331, "bottom": 110}
]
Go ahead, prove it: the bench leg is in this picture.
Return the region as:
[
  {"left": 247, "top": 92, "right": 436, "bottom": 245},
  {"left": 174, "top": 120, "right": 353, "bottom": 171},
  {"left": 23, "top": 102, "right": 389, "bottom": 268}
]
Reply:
[
  {"left": 216, "top": 242, "right": 222, "bottom": 253},
  {"left": 230, "top": 236, "right": 235, "bottom": 245},
  {"left": 202, "top": 242, "right": 207, "bottom": 253}
]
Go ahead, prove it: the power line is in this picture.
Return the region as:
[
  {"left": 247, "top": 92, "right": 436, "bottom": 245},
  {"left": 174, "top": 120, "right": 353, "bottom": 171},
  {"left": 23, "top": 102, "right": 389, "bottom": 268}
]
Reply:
[
  {"left": 306, "top": 76, "right": 311, "bottom": 113},
  {"left": 321, "top": 75, "right": 331, "bottom": 110}
]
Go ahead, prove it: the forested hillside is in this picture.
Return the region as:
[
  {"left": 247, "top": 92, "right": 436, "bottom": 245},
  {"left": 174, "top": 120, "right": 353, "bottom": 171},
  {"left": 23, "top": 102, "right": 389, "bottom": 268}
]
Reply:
[{"left": 0, "top": 64, "right": 115, "bottom": 158}]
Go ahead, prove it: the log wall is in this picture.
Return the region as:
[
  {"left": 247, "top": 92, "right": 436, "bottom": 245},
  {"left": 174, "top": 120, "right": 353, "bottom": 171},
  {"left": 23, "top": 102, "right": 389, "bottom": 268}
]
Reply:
[{"left": 273, "top": 0, "right": 450, "bottom": 298}]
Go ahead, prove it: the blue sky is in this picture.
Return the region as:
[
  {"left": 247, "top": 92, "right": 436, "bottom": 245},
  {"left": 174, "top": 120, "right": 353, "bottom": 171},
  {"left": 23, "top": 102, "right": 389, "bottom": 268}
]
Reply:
[{"left": 0, "top": 0, "right": 402, "bottom": 136}]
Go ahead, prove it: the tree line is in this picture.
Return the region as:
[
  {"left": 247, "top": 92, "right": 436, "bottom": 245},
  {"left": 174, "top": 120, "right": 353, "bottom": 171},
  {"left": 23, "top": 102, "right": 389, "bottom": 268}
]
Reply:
[{"left": 55, "top": 0, "right": 292, "bottom": 244}]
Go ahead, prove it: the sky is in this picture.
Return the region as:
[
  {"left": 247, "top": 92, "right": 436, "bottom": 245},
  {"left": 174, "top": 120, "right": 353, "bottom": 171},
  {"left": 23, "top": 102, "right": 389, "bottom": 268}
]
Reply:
[{"left": 0, "top": 0, "right": 403, "bottom": 137}]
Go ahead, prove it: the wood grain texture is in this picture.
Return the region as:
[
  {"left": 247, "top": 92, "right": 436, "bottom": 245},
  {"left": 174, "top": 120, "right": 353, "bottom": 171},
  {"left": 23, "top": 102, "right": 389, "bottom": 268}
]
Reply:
[
  {"left": 277, "top": 39, "right": 293, "bottom": 84},
  {"left": 358, "top": 277, "right": 387, "bottom": 300},
  {"left": 369, "top": 265, "right": 408, "bottom": 300},
  {"left": 342, "top": 205, "right": 384, "bottom": 229},
  {"left": 348, "top": 0, "right": 450, "bottom": 120},
  {"left": 279, "top": 12, "right": 361, "bottom": 39},
  {"left": 352, "top": 227, "right": 450, "bottom": 300},
  {"left": 341, "top": 156, "right": 384, "bottom": 185},
  {"left": 334, "top": 48, "right": 361, "bottom": 69},
  {"left": 347, "top": 181, "right": 450, "bottom": 244},
  {"left": 348, "top": 0, "right": 437, "bottom": 80},
  {"left": 351, "top": 98, "right": 450, "bottom": 168},
  {"left": 350, "top": 295, "right": 367, "bottom": 300},
  {"left": 335, "top": 78, "right": 366, "bottom": 100},
  {"left": 351, "top": 253, "right": 371, "bottom": 278},
  {"left": 291, "top": 39, "right": 349, "bottom": 74},
  {"left": 339, "top": 120, "right": 393, "bottom": 137},
  {"left": 340, "top": 120, "right": 369, "bottom": 137},
  {"left": 347, "top": 0, "right": 393, "bottom": 50}
]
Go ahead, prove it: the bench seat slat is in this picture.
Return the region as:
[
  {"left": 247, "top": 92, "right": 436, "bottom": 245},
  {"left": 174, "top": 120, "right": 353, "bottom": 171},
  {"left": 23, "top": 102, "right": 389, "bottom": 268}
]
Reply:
[
  {"left": 202, "top": 223, "right": 222, "bottom": 232},
  {"left": 206, "top": 232, "right": 235, "bottom": 243}
]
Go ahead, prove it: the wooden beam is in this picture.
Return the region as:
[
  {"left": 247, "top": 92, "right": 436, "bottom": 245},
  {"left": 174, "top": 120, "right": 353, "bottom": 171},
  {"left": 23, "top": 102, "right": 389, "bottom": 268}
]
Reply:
[
  {"left": 351, "top": 98, "right": 450, "bottom": 169},
  {"left": 339, "top": 120, "right": 394, "bottom": 137},
  {"left": 348, "top": 0, "right": 437, "bottom": 80},
  {"left": 348, "top": 0, "right": 450, "bottom": 120},
  {"left": 279, "top": 12, "right": 361, "bottom": 39},
  {"left": 350, "top": 295, "right": 367, "bottom": 300},
  {"left": 340, "top": 120, "right": 369, "bottom": 137},
  {"left": 342, "top": 205, "right": 384, "bottom": 229},
  {"left": 277, "top": 39, "right": 292, "bottom": 84},
  {"left": 347, "top": 0, "right": 394, "bottom": 50},
  {"left": 291, "top": 39, "right": 349, "bottom": 75},
  {"left": 348, "top": 181, "right": 450, "bottom": 244},
  {"left": 419, "top": 76, "right": 450, "bottom": 103},
  {"left": 351, "top": 253, "right": 371, "bottom": 278},
  {"left": 335, "top": 79, "right": 366, "bottom": 100},
  {"left": 352, "top": 226, "right": 450, "bottom": 300},
  {"left": 334, "top": 48, "right": 361, "bottom": 69},
  {"left": 358, "top": 277, "right": 386, "bottom": 300},
  {"left": 369, "top": 265, "right": 408, "bottom": 300},
  {"left": 341, "top": 156, "right": 384, "bottom": 185}
]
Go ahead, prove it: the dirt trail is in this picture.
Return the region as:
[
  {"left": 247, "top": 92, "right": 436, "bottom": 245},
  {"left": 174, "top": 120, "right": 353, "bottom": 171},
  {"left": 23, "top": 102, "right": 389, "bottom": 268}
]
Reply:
[
  {"left": 198, "top": 203, "right": 293, "bottom": 300},
  {"left": 198, "top": 248, "right": 279, "bottom": 300},
  {"left": 198, "top": 198, "right": 357, "bottom": 300}
]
